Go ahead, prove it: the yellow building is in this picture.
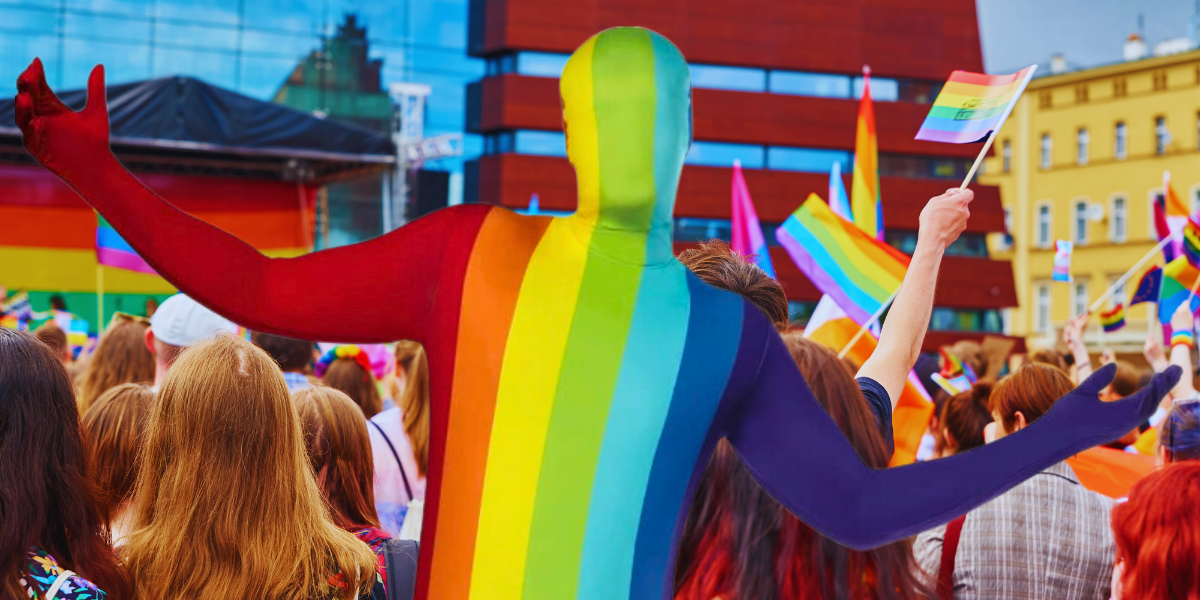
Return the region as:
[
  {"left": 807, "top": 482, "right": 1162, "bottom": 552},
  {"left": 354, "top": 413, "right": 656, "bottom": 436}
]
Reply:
[{"left": 982, "top": 47, "right": 1200, "bottom": 359}]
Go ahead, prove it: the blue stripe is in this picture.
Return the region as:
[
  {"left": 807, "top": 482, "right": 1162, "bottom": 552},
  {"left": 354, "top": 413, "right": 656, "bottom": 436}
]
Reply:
[
  {"left": 628, "top": 274, "right": 743, "bottom": 600},
  {"left": 96, "top": 226, "right": 137, "bottom": 254},
  {"left": 576, "top": 263, "right": 690, "bottom": 600},
  {"left": 778, "top": 217, "right": 883, "bottom": 311},
  {"left": 918, "top": 114, "right": 1004, "bottom": 134},
  {"left": 648, "top": 33, "right": 689, "bottom": 265}
]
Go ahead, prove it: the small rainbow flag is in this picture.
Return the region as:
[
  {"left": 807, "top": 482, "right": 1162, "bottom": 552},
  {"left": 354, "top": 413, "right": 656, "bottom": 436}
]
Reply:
[
  {"left": 1183, "top": 216, "right": 1200, "bottom": 268},
  {"left": 932, "top": 347, "right": 978, "bottom": 394},
  {"left": 1052, "top": 240, "right": 1073, "bottom": 282},
  {"left": 915, "top": 66, "right": 1037, "bottom": 144},
  {"left": 730, "top": 160, "right": 776, "bottom": 277},
  {"left": 97, "top": 215, "right": 156, "bottom": 275},
  {"left": 1158, "top": 257, "right": 1200, "bottom": 325},
  {"left": 775, "top": 193, "right": 909, "bottom": 326},
  {"left": 1100, "top": 304, "right": 1126, "bottom": 333},
  {"left": 851, "top": 67, "right": 884, "bottom": 241}
]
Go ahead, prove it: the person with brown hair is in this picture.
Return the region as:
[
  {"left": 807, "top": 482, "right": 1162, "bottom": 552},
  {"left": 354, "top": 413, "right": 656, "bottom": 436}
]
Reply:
[
  {"left": 318, "top": 345, "right": 384, "bottom": 419},
  {"left": 677, "top": 239, "right": 789, "bottom": 329},
  {"left": 916, "top": 363, "right": 1116, "bottom": 599},
  {"left": 0, "top": 328, "right": 130, "bottom": 599},
  {"left": 252, "top": 331, "right": 315, "bottom": 391},
  {"left": 294, "top": 386, "right": 394, "bottom": 556},
  {"left": 1109, "top": 462, "right": 1200, "bottom": 600},
  {"left": 676, "top": 332, "right": 933, "bottom": 600},
  {"left": 34, "top": 320, "right": 71, "bottom": 365},
  {"left": 120, "top": 335, "right": 383, "bottom": 600},
  {"left": 368, "top": 340, "right": 429, "bottom": 537},
  {"left": 935, "top": 383, "right": 993, "bottom": 458},
  {"left": 78, "top": 313, "right": 155, "bottom": 413},
  {"left": 82, "top": 382, "right": 153, "bottom": 545}
]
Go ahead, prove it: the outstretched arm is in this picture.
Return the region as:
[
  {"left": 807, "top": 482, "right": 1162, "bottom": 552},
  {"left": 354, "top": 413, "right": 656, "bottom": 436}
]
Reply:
[
  {"left": 16, "top": 60, "right": 487, "bottom": 342},
  {"left": 857, "top": 188, "right": 972, "bottom": 407},
  {"left": 726, "top": 320, "right": 1178, "bottom": 551}
]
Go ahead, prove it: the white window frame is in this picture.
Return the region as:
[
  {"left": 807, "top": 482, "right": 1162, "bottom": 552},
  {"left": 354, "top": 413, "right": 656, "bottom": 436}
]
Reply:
[
  {"left": 1077, "top": 127, "right": 1089, "bottom": 165},
  {"left": 1115, "top": 121, "right": 1127, "bottom": 159},
  {"left": 1002, "top": 139, "right": 1012, "bottom": 172},
  {"left": 1036, "top": 282, "right": 1052, "bottom": 333},
  {"left": 1190, "top": 183, "right": 1200, "bottom": 216},
  {"left": 1109, "top": 193, "right": 1128, "bottom": 243},
  {"left": 1156, "top": 116, "right": 1169, "bottom": 155},
  {"left": 1073, "top": 198, "right": 1089, "bottom": 245},
  {"left": 1041, "top": 133, "right": 1053, "bottom": 169},
  {"left": 1073, "top": 279, "right": 1090, "bottom": 317},
  {"left": 1035, "top": 201, "right": 1053, "bottom": 248}
]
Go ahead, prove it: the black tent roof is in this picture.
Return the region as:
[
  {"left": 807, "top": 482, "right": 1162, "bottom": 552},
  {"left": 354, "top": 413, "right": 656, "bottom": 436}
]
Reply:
[{"left": 0, "top": 76, "right": 395, "bottom": 164}]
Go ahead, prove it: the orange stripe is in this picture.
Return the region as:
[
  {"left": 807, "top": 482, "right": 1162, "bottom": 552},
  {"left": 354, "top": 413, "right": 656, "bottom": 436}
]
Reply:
[{"left": 426, "top": 210, "right": 552, "bottom": 600}]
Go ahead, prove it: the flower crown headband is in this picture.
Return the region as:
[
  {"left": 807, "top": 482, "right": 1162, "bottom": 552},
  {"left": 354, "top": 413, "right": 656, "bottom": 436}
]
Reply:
[{"left": 314, "top": 344, "right": 374, "bottom": 379}]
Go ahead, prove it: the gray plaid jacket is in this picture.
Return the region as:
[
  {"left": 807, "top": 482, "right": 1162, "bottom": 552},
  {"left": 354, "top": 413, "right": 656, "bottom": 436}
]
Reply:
[{"left": 914, "top": 461, "right": 1115, "bottom": 600}]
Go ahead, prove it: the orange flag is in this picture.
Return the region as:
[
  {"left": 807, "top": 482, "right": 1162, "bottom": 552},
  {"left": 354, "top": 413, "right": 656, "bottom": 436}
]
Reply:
[{"left": 1065, "top": 446, "right": 1155, "bottom": 499}]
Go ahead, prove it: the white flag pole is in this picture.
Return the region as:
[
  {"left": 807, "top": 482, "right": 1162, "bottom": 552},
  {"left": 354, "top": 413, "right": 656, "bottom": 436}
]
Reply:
[{"left": 956, "top": 65, "right": 1038, "bottom": 191}]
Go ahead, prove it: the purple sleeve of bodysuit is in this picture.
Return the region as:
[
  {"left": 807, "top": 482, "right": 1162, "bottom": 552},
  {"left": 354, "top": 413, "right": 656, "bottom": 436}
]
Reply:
[{"left": 723, "top": 310, "right": 1178, "bottom": 551}]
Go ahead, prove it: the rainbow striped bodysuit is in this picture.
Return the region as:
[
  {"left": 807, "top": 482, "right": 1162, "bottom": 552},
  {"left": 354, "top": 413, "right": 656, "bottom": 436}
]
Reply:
[{"left": 17, "top": 26, "right": 1171, "bottom": 600}]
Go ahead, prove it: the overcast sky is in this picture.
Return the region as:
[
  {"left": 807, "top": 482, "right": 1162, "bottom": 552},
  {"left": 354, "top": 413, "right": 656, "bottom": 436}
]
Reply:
[{"left": 978, "top": 0, "right": 1200, "bottom": 73}]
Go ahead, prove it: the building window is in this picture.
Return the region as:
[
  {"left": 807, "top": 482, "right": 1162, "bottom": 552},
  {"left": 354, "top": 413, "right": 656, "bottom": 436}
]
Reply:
[
  {"left": 1153, "top": 70, "right": 1168, "bottom": 91},
  {"left": 1156, "top": 116, "right": 1169, "bottom": 155},
  {"left": 1074, "top": 200, "right": 1089, "bottom": 244},
  {"left": 1196, "top": 112, "right": 1200, "bottom": 149},
  {"left": 1002, "top": 139, "right": 1011, "bottom": 172},
  {"left": 1074, "top": 281, "right": 1089, "bottom": 316},
  {"left": 1037, "top": 203, "right": 1052, "bottom": 247},
  {"left": 1075, "top": 84, "right": 1089, "bottom": 103},
  {"left": 1038, "top": 90, "right": 1052, "bottom": 109},
  {"left": 1036, "top": 283, "right": 1051, "bottom": 332},
  {"left": 1040, "top": 133, "right": 1052, "bottom": 169},
  {"left": 1114, "top": 122, "right": 1127, "bottom": 159},
  {"left": 1192, "top": 185, "right": 1200, "bottom": 215},
  {"left": 1002, "top": 207, "right": 1014, "bottom": 247},
  {"left": 1149, "top": 189, "right": 1165, "bottom": 238},
  {"left": 1076, "top": 127, "right": 1089, "bottom": 165},
  {"left": 1110, "top": 195, "right": 1127, "bottom": 243},
  {"left": 1113, "top": 77, "right": 1127, "bottom": 97}
]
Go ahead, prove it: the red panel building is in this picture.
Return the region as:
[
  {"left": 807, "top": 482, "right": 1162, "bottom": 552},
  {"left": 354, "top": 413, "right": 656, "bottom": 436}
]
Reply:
[{"left": 463, "top": 0, "right": 1020, "bottom": 351}]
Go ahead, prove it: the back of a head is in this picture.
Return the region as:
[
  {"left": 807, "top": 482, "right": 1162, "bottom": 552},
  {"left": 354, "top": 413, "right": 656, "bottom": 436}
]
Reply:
[
  {"left": 1159, "top": 401, "right": 1200, "bottom": 463},
  {"left": 990, "top": 363, "right": 1073, "bottom": 432},
  {"left": 939, "top": 382, "right": 994, "bottom": 455},
  {"left": 1108, "top": 361, "right": 1140, "bottom": 399},
  {"left": 83, "top": 383, "right": 154, "bottom": 521},
  {"left": 0, "top": 329, "right": 127, "bottom": 598},
  {"left": 123, "top": 335, "right": 376, "bottom": 600},
  {"left": 293, "top": 386, "right": 380, "bottom": 531},
  {"left": 945, "top": 340, "right": 986, "bottom": 379},
  {"left": 1027, "top": 348, "right": 1068, "bottom": 372},
  {"left": 34, "top": 321, "right": 69, "bottom": 359},
  {"left": 1110, "top": 462, "right": 1200, "bottom": 599},
  {"left": 395, "top": 340, "right": 430, "bottom": 475},
  {"left": 79, "top": 318, "right": 154, "bottom": 412},
  {"left": 678, "top": 239, "right": 789, "bottom": 329},
  {"left": 49, "top": 295, "right": 67, "bottom": 311},
  {"left": 251, "top": 332, "right": 313, "bottom": 373},
  {"left": 320, "top": 350, "right": 382, "bottom": 419}
]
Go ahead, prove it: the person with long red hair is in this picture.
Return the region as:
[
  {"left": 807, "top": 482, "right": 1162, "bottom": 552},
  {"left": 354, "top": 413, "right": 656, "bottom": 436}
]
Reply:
[
  {"left": 1109, "top": 461, "right": 1200, "bottom": 599},
  {"left": 0, "top": 328, "right": 129, "bottom": 599}
]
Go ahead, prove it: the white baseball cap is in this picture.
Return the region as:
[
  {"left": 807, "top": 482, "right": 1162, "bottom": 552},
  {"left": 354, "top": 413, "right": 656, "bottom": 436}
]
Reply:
[{"left": 149, "top": 293, "right": 237, "bottom": 347}]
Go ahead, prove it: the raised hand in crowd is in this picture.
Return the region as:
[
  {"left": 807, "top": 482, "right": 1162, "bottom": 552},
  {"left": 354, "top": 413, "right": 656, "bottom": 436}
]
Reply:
[
  {"left": 1168, "top": 302, "right": 1196, "bottom": 400},
  {"left": 1062, "top": 313, "right": 1092, "bottom": 383},
  {"left": 858, "top": 188, "right": 973, "bottom": 407}
]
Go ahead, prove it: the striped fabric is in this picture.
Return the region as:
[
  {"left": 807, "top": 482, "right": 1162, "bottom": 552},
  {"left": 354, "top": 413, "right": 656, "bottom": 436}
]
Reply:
[
  {"left": 851, "top": 70, "right": 883, "bottom": 240},
  {"left": 96, "top": 214, "right": 155, "bottom": 274},
  {"left": 914, "top": 462, "right": 1115, "bottom": 600},
  {"left": 915, "top": 67, "right": 1036, "bottom": 144}
]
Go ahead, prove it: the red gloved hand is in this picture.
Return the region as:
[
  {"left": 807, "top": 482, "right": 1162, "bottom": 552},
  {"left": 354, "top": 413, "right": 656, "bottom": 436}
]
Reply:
[{"left": 15, "top": 59, "right": 111, "bottom": 180}]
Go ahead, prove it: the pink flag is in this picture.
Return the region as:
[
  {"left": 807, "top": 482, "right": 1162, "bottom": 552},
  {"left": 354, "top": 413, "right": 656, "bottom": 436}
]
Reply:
[{"left": 731, "top": 160, "right": 776, "bottom": 277}]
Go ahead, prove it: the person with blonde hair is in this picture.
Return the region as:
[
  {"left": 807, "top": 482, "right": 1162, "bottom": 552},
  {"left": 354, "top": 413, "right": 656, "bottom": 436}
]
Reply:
[
  {"left": 368, "top": 340, "right": 429, "bottom": 537},
  {"left": 78, "top": 313, "right": 154, "bottom": 412},
  {"left": 120, "top": 335, "right": 383, "bottom": 600},
  {"left": 82, "top": 382, "right": 154, "bottom": 546},
  {"left": 318, "top": 345, "right": 383, "bottom": 418}
]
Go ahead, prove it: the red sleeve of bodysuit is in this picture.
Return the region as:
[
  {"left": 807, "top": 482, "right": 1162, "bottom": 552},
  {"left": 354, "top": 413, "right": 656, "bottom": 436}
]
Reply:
[{"left": 16, "top": 60, "right": 489, "bottom": 343}]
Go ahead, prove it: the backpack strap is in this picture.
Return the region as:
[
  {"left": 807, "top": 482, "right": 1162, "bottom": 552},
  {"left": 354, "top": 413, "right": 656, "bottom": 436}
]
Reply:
[
  {"left": 45, "top": 569, "right": 76, "bottom": 600},
  {"left": 383, "top": 538, "right": 420, "bottom": 600},
  {"left": 937, "top": 515, "right": 967, "bottom": 600},
  {"left": 368, "top": 419, "right": 414, "bottom": 501}
]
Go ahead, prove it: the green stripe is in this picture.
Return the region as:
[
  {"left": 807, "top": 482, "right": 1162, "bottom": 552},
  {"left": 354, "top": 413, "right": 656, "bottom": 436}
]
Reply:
[
  {"left": 521, "top": 28, "right": 657, "bottom": 599},
  {"left": 926, "top": 104, "right": 1007, "bottom": 121},
  {"left": 797, "top": 210, "right": 897, "bottom": 300}
]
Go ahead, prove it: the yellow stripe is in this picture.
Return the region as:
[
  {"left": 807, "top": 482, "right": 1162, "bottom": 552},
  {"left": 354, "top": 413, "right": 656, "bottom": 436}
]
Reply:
[
  {"left": 560, "top": 36, "right": 600, "bottom": 221},
  {"left": 0, "top": 245, "right": 306, "bottom": 294},
  {"left": 940, "top": 79, "right": 1024, "bottom": 99},
  {"left": 932, "top": 90, "right": 1017, "bottom": 111},
  {"left": 469, "top": 217, "right": 594, "bottom": 599}
]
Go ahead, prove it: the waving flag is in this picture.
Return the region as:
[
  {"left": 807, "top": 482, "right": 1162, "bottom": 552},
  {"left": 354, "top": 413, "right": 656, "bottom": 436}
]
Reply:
[
  {"left": 851, "top": 67, "right": 884, "bottom": 240},
  {"left": 97, "top": 215, "right": 156, "bottom": 275},
  {"left": 828, "top": 161, "right": 852, "bottom": 221},
  {"left": 1158, "top": 257, "right": 1200, "bottom": 324},
  {"left": 1130, "top": 266, "right": 1162, "bottom": 305},
  {"left": 1183, "top": 217, "right": 1200, "bottom": 267},
  {"left": 932, "top": 347, "right": 978, "bottom": 394},
  {"left": 776, "top": 193, "right": 909, "bottom": 325},
  {"left": 915, "top": 66, "right": 1037, "bottom": 145},
  {"left": 1100, "top": 304, "right": 1127, "bottom": 332},
  {"left": 730, "top": 159, "right": 776, "bottom": 277},
  {"left": 1052, "top": 240, "right": 1073, "bottom": 282}
]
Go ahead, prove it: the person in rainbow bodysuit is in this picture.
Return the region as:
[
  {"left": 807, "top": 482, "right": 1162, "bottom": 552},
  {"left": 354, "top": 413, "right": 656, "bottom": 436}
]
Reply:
[{"left": 15, "top": 27, "right": 1177, "bottom": 600}]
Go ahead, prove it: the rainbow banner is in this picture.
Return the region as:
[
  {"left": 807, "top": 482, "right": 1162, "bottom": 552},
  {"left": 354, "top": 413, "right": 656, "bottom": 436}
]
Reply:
[
  {"left": 730, "top": 160, "right": 776, "bottom": 277},
  {"left": 775, "top": 193, "right": 909, "bottom": 325},
  {"left": 1052, "top": 240, "right": 1073, "bottom": 282},
  {"left": 1100, "top": 304, "right": 1126, "bottom": 333},
  {"left": 851, "top": 68, "right": 883, "bottom": 240},
  {"left": 915, "top": 66, "right": 1037, "bottom": 145},
  {"left": 96, "top": 215, "right": 156, "bottom": 275}
]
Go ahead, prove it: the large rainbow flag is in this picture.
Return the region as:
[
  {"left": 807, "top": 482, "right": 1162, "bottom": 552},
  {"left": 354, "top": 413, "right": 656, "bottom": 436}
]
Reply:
[
  {"left": 96, "top": 214, "right": 156, "bottom": 275},
  {"left": 776, "top": 193, "right": 910, "bottom": 325},
  {"left": 851, "top": 68, "right": 883, "bottom": 240},
  {"left": 915, "top": 66, "right": 1037, "bottom": 144},
  {"left": 730, "top": 160, "right": 776, "bottom": 277},
  {"left": 1158, "top": 256, "right": 1200, "bottom": 324}
]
